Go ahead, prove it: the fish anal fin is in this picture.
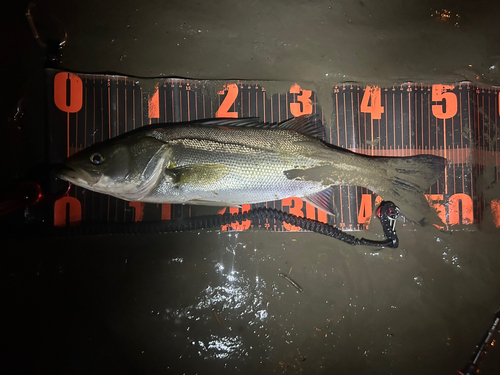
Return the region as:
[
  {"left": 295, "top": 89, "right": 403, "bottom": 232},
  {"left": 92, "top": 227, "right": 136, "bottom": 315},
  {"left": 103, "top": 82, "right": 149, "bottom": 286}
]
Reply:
[{"left": 303, "top": 187, "right": 335, "bottom": 216}]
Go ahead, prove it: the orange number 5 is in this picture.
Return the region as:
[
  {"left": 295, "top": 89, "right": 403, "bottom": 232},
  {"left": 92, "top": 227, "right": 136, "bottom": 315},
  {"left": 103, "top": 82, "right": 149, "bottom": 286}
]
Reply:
[{"left": 432, "top": 84, "right": 457, "bottom": 119}]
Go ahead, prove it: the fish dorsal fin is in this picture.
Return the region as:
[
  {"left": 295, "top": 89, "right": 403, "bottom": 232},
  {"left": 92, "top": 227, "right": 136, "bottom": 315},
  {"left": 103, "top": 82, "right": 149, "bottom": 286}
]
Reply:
[
  {"left": 272, "top": 115, "right": 323, "bottom": 139},
  {"left": 187, "top": 114, "right": 323, "bottom": 139},
  {"left": 303, "top": 187, "right": 335, "bottom": 215}
]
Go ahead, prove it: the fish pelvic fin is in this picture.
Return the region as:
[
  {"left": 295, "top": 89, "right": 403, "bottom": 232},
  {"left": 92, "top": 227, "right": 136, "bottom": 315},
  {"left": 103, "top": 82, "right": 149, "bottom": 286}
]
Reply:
[{"left": 376, "top": 154, "right": 447, "bottom": 224}]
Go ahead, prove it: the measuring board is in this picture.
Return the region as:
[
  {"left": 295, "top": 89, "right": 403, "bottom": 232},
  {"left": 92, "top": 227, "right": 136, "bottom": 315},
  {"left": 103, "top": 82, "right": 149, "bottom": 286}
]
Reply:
[{"left": 46, "top": 69, "right": 500, "bottom": 231}]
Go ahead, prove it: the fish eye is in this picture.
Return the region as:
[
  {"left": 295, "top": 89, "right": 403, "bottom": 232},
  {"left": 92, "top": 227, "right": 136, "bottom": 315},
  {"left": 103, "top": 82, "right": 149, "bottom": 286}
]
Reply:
[{"left": 90, "top": 153, "right": 104, "bottom": 165}]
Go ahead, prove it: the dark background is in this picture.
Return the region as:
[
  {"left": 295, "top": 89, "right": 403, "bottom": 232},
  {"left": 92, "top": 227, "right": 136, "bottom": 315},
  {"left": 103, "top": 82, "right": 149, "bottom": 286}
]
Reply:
[{"left": 1, "top": 1, "right": 500, "bottom": 374}]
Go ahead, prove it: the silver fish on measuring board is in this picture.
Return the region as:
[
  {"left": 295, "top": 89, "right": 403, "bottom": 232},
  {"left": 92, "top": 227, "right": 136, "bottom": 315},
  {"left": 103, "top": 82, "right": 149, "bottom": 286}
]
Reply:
[{"left": 58, "top": 115, "right": 446, "bottom": 222}]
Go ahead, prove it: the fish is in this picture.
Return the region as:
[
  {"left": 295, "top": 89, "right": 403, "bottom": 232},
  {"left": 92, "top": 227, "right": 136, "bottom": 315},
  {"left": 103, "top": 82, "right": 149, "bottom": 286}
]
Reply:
[{"left": 58, "top": 115, "right": 446, "bottom": 222}]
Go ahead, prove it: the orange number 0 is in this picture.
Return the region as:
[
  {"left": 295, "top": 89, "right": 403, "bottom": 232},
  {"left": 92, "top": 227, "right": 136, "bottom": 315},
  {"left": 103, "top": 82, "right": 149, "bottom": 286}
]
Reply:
[
  {"left": 54, "top": 196, "right": 82, "bottom": 227},
  {"left": 54, "top": 72, "right": 83, "bottom": 113}
]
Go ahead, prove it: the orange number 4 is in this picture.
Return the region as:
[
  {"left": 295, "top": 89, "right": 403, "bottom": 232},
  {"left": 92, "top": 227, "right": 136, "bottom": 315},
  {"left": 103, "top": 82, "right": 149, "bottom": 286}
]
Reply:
[{"left": 361, "top": 86, "right": 384, "bottom": 120}]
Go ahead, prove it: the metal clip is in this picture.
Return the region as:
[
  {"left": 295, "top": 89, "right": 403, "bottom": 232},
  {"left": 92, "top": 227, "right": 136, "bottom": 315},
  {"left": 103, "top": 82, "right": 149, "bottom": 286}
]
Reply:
[{"left": 386, "top": 206, "right": 400, "bottom": 232}]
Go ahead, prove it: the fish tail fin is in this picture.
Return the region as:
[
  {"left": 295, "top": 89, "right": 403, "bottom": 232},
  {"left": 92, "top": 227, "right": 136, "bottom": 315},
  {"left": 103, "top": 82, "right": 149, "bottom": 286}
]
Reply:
[{"left": 376, "top": 154, "right": 446, "bottom": 223}]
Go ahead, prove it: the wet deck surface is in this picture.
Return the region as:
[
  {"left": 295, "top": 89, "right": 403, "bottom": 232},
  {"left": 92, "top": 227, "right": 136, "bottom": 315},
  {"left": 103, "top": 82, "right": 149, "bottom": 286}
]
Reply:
[{"left": 1, "top": 1, "right": 500, "bottom": 374}]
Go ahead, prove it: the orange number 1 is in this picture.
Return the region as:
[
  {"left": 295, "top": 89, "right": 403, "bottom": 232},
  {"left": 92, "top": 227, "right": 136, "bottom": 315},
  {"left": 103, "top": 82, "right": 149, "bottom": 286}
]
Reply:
[{"left": 148, "top": 84, "right": 160, "bottom": 119}]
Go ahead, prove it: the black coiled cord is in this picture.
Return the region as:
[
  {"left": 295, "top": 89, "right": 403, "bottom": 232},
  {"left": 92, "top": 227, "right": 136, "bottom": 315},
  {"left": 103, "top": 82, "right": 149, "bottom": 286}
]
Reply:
[{"left": 7, "top": 202, "right": 399, "bottom": 248}]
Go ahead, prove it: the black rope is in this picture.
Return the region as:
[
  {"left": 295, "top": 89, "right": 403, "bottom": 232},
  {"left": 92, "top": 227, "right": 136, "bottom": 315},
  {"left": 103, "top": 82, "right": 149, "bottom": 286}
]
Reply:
[{"left": 3, "top": 202, "right": 399, "bottom": 248}]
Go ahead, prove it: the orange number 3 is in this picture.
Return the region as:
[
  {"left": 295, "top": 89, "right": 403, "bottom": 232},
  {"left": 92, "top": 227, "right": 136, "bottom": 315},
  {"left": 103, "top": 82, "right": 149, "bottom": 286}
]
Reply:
[{"left": 290, "top": 84, "right": 313, "bottom": 116}]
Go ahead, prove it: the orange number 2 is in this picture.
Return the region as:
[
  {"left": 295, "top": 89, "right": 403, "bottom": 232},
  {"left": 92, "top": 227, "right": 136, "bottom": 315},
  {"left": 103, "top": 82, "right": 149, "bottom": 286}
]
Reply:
[
  {"left": 361, "top": 86, "right": 384, "bottom": 120},
  {"left": 216, "top": 83, "right": 239, "bottom": 118}
]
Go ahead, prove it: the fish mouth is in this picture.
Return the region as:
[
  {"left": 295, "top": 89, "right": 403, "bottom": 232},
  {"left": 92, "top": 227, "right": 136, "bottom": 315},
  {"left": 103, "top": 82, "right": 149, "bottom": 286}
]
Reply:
[{"left": 57, "top": 164, "right": 101, "bottom": 186}]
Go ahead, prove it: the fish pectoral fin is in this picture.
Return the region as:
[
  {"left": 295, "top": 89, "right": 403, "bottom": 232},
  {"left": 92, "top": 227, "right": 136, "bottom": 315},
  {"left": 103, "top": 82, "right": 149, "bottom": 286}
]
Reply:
[
  {"left": 165, "top": 163, "right": 230, "bottom": 185},
  {"left": 304, "top": 187, "right": 336, "bottom": 216}
]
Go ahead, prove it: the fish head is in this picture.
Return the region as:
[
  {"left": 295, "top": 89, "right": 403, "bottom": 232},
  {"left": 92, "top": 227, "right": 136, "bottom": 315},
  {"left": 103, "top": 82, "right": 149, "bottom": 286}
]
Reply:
[{"left": 58, "top": 135, "right": 169, "bottom": 200}]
